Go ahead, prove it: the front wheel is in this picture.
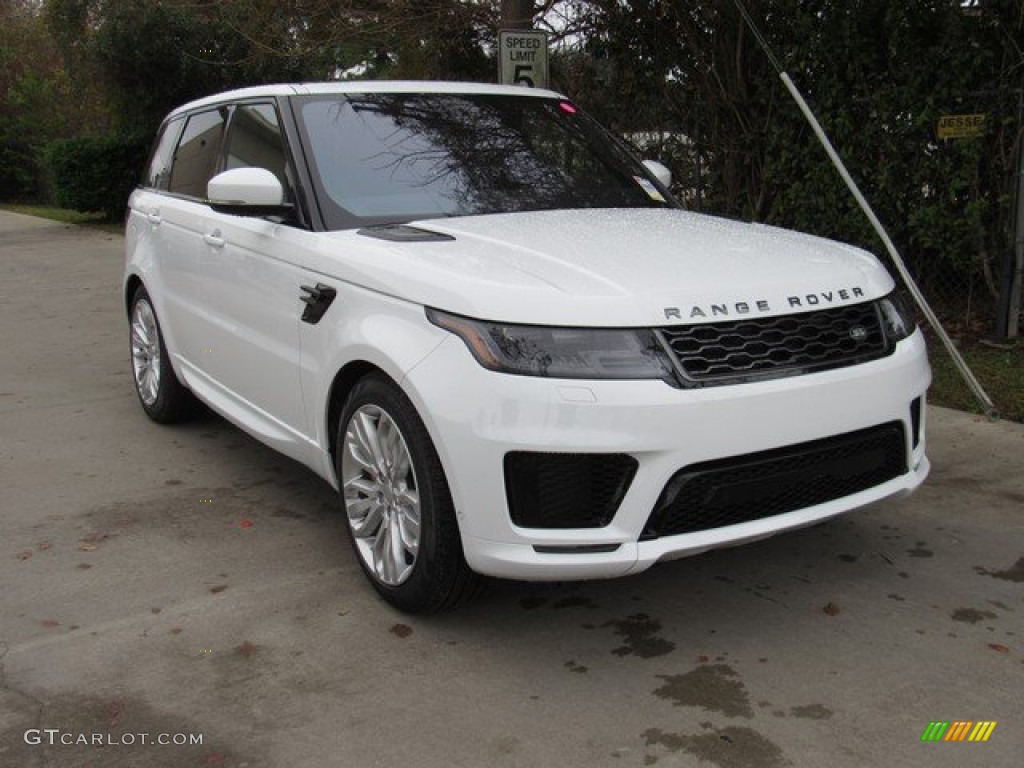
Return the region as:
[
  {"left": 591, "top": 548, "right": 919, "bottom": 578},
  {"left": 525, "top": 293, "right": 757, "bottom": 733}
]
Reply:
[{"left": 336, "top": 374, "right": 480, "bottom": 613}]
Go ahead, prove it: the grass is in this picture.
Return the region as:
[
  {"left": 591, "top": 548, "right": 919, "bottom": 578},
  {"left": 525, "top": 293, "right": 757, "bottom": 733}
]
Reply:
[
  {"left": 0, "top": 204, "right": 123, "bottom": 233},
  {"left": 927, "top": 333, "right": 1024, "bottom": 423}
]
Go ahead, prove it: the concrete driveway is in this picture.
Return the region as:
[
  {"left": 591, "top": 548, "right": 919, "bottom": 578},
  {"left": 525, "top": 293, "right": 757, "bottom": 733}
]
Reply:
[{"left": 0, "top": 209, "right": 1021, "bottom": 768}]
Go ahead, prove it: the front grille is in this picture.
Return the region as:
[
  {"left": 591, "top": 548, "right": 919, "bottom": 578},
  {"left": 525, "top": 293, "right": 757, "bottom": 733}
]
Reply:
[
  {"left": 505, "top": 452, "right": 637, "bottom": 529},
  {"left": 642, "top": 422, "right": 907, "bottom": 539},
  {"left": 659, "top": 301, "right": 889, "bottom": 386}
]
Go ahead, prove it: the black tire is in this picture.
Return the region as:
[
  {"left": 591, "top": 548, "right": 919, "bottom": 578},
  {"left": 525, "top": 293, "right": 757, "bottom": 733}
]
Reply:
[
  {"left": 129, "top": 284, "right": 198, "bottom": 423},
  {"left": 336, "top": 373, "right": 481, "bottom": 613}
]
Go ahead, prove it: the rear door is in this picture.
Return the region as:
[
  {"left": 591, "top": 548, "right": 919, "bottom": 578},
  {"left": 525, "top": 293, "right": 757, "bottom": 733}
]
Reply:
[{"left": 129, "top": 117, "right": 184, "bottom": 347}]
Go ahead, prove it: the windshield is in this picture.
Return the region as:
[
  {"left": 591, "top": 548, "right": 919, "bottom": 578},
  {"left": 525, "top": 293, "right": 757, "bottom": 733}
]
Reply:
[{"left": 296, "top": 93, "right": 673, "bottom": 230}]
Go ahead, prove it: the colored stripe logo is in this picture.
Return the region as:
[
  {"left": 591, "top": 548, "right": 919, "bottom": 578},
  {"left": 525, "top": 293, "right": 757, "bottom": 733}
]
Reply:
[{"left": 921, "top": 721, "right": 996, "bottom": 742}]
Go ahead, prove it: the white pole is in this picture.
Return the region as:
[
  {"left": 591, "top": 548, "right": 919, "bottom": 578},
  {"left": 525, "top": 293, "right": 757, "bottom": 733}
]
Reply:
[{"left": 779, "top": 72, "right": 998, "bottom": 419}]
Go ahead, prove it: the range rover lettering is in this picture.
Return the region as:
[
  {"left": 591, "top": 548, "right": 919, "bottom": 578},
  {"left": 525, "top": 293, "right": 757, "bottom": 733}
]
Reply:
[{"left": 125, "top": 82, "right": 931, "bottom": 612}]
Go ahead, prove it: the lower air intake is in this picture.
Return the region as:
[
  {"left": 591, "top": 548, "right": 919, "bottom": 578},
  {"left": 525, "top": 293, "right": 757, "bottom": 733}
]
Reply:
[
  {"left": 505, "top": 452, "right": 637, "bottom": 529},
  {"left": 642, "top": 422, "right": 907, "bottom": 539}
]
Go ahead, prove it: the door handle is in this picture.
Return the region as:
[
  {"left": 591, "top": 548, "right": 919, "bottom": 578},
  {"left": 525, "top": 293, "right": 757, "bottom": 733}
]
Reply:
[
  {"left": 300, "top": 283, "right": 337, "bottom": 324},
  {"left": 203, "top": 231, "right": 225, "bottom": 249}
]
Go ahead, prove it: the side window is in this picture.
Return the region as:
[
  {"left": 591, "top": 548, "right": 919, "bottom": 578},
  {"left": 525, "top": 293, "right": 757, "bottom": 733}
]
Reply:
[
  {"left": 223, "top": 103, "right": 291, "bottom": 197},
  {"left": 143, "top": 118, "right": 182, "bottom": 190},
  {"left": 168, "top": 108, "right": 227, "bottom": 198}
]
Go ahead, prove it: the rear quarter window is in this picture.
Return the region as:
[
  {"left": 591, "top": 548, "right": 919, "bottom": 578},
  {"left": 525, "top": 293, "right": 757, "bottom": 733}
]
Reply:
[{"left": 143, "top": 118, "right": 183, "bottom": 190}]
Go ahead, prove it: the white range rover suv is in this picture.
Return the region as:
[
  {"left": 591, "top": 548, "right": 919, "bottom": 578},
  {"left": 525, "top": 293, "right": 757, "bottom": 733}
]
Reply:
[{"left": 125, "top": 82, "right": 930, "bottom": 612}]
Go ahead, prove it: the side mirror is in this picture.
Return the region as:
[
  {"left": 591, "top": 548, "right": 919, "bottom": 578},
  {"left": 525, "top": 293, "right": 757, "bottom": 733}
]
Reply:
[
  {"left": 207, "top": 168, "right": 293, "bottom": 216},
  {"left": 642, "top": 160, "right": 672, "bottom": 189}
]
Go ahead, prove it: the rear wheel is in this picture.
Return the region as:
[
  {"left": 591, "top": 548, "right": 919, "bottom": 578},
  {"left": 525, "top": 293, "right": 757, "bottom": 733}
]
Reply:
[
  {"left": 129, "top": 285, "right": 197, "bottom": 423},
  {"left": 337, "top": 374, "right": 480, "bottom": 613}
]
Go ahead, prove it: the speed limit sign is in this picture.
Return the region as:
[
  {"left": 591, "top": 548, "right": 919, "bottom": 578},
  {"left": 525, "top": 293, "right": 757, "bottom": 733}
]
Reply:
[{"left": 498, "top": 30, "right": 549, "bottom": 89}]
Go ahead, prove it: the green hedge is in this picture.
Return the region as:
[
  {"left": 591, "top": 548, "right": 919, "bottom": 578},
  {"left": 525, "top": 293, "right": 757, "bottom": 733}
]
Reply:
[{"left": 42, "top": 134, "right": 150, "bottom": 221}]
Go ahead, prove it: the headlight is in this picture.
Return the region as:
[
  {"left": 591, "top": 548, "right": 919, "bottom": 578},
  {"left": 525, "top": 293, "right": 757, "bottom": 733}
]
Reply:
[
  {"left": 877, "top": 291, "right": 916, "bottom": 343},
  {"left": 426, "top": 308, "right": 675, "bottom": 381}
]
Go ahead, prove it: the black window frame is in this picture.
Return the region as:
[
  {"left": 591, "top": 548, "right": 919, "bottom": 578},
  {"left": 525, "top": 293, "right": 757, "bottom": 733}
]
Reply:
[{"left": 144, "top": 97, "right": 312, "bottom": 229}]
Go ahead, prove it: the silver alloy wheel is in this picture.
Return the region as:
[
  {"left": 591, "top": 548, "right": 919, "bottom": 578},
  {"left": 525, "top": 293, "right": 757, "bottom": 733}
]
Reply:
[
  {"left": 341, "top": 404, "right": 422, "bottom": 586},
  {"left": 131, "top": 298, "right": 161, "bottom": 406}
]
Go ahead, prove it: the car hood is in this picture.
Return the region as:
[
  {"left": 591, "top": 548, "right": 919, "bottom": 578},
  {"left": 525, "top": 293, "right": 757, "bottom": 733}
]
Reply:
[{"left": 314, "top": 208, "right": 894, "bottom": 327}]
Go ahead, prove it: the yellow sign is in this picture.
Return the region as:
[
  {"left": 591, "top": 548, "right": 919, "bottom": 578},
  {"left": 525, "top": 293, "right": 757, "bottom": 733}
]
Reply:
[{"left": 937, "top": 114, "right": 986, "bottom": 140}]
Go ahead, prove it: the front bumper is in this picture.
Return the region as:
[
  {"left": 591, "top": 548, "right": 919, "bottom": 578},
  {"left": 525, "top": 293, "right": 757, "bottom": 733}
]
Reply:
[{"left": 403, "top": 329, "right": 931, "bottom": 581}]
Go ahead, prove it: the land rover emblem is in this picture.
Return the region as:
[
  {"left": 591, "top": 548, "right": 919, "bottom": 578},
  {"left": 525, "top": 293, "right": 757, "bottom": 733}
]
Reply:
[{"left": 849, "top": 325, "right": 868, "bottom": 341}]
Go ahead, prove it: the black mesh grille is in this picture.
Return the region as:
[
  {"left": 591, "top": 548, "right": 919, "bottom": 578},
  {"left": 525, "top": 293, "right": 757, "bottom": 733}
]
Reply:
[
  {"left": 642, "top": 422, "right": 907, "bottom": 539},
  {"left": 505, "top": 452, "right": 637, "bottom": 529},
  {"left": 660, "top": 301, "right": 889, "bottom": 386}
]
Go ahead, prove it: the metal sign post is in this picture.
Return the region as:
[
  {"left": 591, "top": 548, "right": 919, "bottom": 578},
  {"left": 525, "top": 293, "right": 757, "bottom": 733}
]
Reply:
[{"left": 498, "top": 30, "right": 549, "bottom": 89}]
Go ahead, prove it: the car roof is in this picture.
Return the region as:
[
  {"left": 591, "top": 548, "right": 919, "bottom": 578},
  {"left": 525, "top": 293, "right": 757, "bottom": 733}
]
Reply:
[{"left": 166, "top": 81, "right": 566, "bottom": 119}]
